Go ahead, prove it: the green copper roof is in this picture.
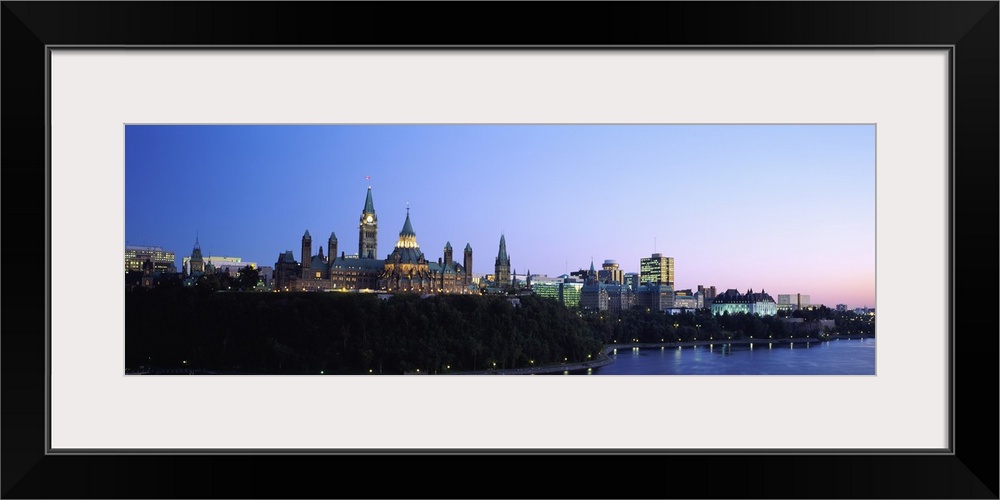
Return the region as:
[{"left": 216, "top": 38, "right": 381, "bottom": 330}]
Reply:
[
  {"left": 389, "top": 246, "right": 423, "bottom": 265},
  {"left": 303, "top": 230, "right": 311, "bottom": 239},
  {"left": 329, "top": 232, "right": 337, "bottom": 241},
  {"left": 445, "top": 241, "right": 452, "bottom": 250},
  {"left": 465, "top": 243, "right": 472, "bottom": 252},
  {"left": 497, "top": 234, "right": 509, "bottom": 263},
  {"left": 399, "top": 210, "right": 416, "bottom": 236},
  {"left": 363, "top": 186, "right": 375, "bottom": 214}
]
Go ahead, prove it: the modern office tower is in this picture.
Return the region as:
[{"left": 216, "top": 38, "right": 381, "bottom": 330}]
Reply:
[
  {"left": 711, "top": 288, "right": 778, "bottom": 316},
  {"left": 531, "top": 275, "right": 563, "bottom": 302},
  {"left": 559, "top": 278, "right": 584, "bottom": 308},
  {"left": 639, "top": 253, "right": 674, "bottom": 286},
  {"left": 698, "top": 285, "right": 717, "bottom": 308},
  {"left": 777, "top": 293, "right": 811, "bottom": 312},
  {"left": 798, "top": 294, "right": 811, "bottom": 308},
  {"left": 624, "top": 273, "right": 641, "bottom": 292},
  {"left": 599, "top": 259, "right": 624, "bottom": 284},
  {"left": 494, "top": 234, "right": 511, "bottom": 288},
  {"left": 125, "top": 245, "right": 176, "bottom": 273},
  {"left": 673, "top": 289, "right": 704, "bottom": 310},
  {"left": 634, "top": 283, "right": 675, "bottom": 312}
]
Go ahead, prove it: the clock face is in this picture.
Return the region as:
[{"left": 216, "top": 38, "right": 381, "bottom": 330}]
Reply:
[{"left": 366, "top": 215, "right": 373, "bottom": 223}]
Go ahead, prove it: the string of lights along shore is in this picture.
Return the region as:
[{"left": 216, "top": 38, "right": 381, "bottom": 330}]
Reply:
[{"left": 125, "top": 124, "right": 875, "bottom": 313}]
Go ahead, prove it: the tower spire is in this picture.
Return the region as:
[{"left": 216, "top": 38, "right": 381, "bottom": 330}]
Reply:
[
  {"left": 359, "top": 185, "right": 378, "bottom": 259},
  {"left": 395, "top": 207, "right": 418, "bottom": 249}
]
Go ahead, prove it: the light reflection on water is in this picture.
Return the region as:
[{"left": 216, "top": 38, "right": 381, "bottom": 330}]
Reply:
[{"left": 584, "top": 338, "right": 875, "bottom": 375}]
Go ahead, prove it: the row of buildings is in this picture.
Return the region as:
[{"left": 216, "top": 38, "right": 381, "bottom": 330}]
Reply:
[
  {"left": 527, "top": 260, "right": 774, "bottom": 315},
  {"left": 271, "top": 187, "right": 477, "bottom": 294},
  {"left": 126, "top": 241, "right": 275, "bottom": 289},
  {"left": 128, "top": 187, "right": 824, "bottom": 316}
]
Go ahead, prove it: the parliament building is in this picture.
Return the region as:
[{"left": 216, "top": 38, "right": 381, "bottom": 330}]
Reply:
[{"left": 273, "top": 187, "right": 474, "bottom": 294}]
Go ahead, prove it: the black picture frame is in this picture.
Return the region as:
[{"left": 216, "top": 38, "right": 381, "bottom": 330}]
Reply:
[{"left": 3, "top": 2, "right": 996, "bottom": 498}]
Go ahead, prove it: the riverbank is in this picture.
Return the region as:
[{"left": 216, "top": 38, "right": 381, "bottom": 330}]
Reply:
[{"left": 457, "top": 336, "right": 875, "bottom": 375}]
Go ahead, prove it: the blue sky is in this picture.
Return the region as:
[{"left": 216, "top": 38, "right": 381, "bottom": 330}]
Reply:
[{"left": 125, "top": 124, "right": 876, "bottom": 308}]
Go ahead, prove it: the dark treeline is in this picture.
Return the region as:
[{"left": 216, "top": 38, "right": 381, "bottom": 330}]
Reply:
[
  {"left": 585, "top": 307, "right": 792, "bottom": 344},
  {"left": 585, "top": 305, "right": 874, "bottom": 344},
  {"left": 126, "top": 290, "right": 873, "bottom": 374},
  {"left": 126, "top": 289, "right": 602, "bottom": 374}
]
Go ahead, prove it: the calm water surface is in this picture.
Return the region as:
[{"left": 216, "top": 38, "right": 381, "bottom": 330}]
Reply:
[{"left": 586, "top": 338, "right": 875, "bottom": 375}]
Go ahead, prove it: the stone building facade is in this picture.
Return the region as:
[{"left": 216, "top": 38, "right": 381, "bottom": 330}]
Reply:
[{"left": 273, "top": 187, "right": 473, "bottom": 294}]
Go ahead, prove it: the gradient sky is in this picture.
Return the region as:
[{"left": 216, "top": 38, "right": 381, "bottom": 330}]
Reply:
[{"left": 125, "top": 124, "right": 875, "bottom": 308}]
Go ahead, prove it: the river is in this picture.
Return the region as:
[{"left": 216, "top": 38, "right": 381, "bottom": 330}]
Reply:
[{"left": 567, "top": 338, "right": 875, "bottom": 375}]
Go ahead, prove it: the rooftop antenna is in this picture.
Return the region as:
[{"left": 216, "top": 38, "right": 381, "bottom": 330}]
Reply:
[
  {"left": 654, "top": 237, "right": 657, "bottom": 253},
  {"left": 366, "top": 175, "right": 371, "bottom": 188}
]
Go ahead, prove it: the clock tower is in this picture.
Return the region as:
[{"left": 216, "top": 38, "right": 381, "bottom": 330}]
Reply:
[{"left": 358, "top": 186, "right": 378, "bottom": 259}]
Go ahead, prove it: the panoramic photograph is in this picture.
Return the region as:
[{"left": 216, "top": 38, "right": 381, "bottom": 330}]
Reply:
[{"left": 124, "top": 124, "right": 876, "bottom": 375}]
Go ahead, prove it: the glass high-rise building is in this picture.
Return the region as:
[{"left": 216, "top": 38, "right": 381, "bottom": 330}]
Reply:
[
  {"left": 639, "top": 253, "right": 674, "bottom": 286},
  {"left": 559, "top": 281, "right": 583, "bottom": 308},
  {"left": 125, "top": 245, "right": 176, "bottom": 273}
]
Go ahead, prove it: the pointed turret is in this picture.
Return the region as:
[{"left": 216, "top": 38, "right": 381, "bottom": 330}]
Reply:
[
  {"left": 363, "top": 186, "right": 375, "bottom": 214},
  {"left": 394, "top": 208, "right": 419, "bottom": 249},
  {"left": 463, "top": 243, "right": 473, "bottom": 285},
  {"left": 444, "top": 241, "right": 453, "bottom": 267},
  {"left": 494, "top": 234, "right": 511, "bottom": 289},
  {"left": 497, "top": 234, "right": 509, "bottom": 264},
  {"left": 302, "top": 230, "right": 312, "bottom": 272},
  {"left": 327, "top": 232, "right": 337, "bottom": 264},
  {"left": 400, "top": 210, "right": 416, "bottom": 237}
]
